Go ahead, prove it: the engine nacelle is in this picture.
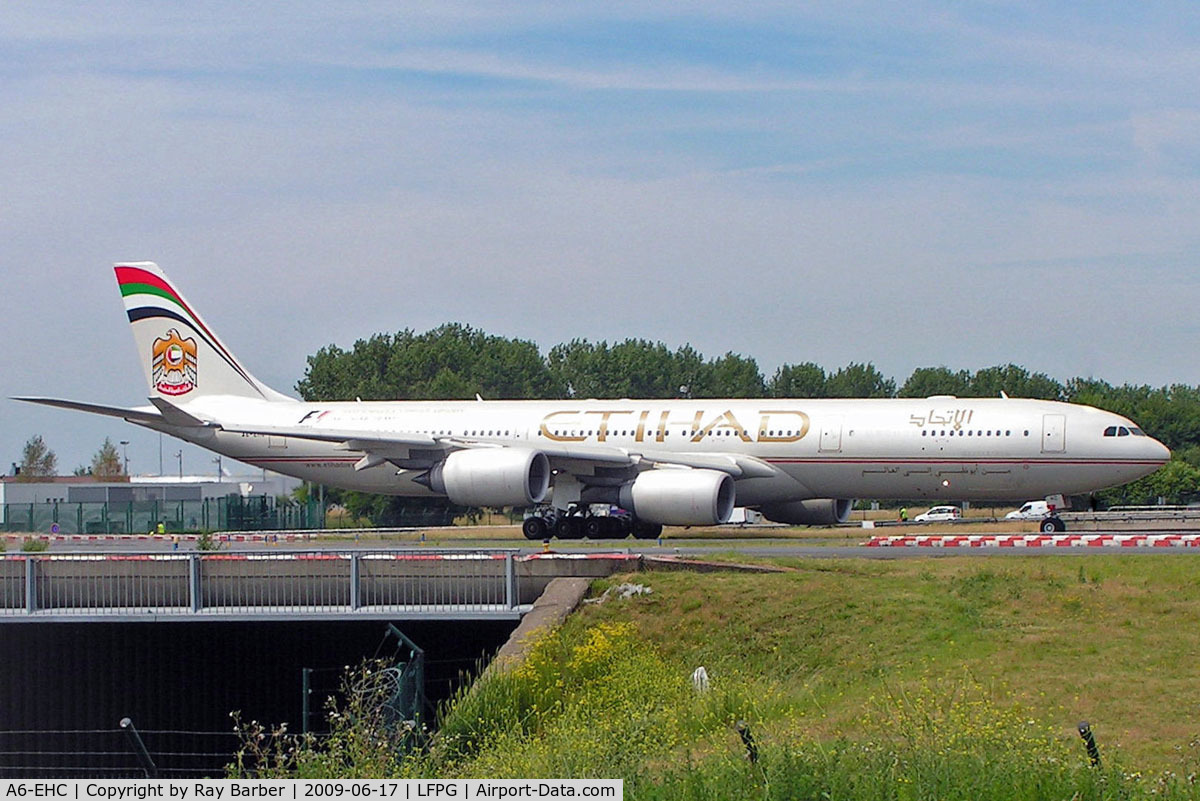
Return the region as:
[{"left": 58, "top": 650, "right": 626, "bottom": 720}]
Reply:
[
  {"left": 759, "top": 498, "right": 853, "bottom": 526},
  {"left": 426, "top": 449, "right": 550, "bottom": 507},
  {"left": 618, "top": 469, "right": 735, "bottom": 526}
]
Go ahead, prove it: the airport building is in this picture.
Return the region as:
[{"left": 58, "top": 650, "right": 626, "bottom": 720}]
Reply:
[{"left": 0, "top": 471, "right": 313, "bottom": 534}]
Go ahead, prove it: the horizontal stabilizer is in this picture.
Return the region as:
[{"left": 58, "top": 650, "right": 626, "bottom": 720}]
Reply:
[{"left": 12, "top": 396, "right": 164, "bottom": 425}]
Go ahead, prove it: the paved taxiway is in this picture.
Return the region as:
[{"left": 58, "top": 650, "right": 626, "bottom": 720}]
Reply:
[{"left": 25, "top": 530, "right": 1200, "bottom": 558}]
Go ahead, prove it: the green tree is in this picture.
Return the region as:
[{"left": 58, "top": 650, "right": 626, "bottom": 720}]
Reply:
[
  {"left": 769, "top": 362, "right": 827, "bottom": 398},
  {"left": 1097, "top": 456, "right": 1200, "bottom": 506},
  {"left": 18, "top": 435, "right": 57, "bottom": 480},
  {"left": 548, "top": 339, "right": 683, "bottom": 399},
  {"left": 697, "top": 352, "right": 765, "bottom": 398},
  {"left": 297, "top": 325, "right": 559, "bottom": 401},
  {"left": 546, "top": 339, "right": 753, "bottom": 399},
  {"left": 970, "top": 364, "right": 1063, "bottom": 400},
  {"left": 91, "top": 437, "right": 124, "bottom": 479},
  {"left": 825, "top": 362, "right": 896, "bottom": 398},
  {"left": 899, "top": 367, "right": 972, "bottom": 398}
]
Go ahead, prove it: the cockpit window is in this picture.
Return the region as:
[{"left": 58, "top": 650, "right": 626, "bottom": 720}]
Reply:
[
  {"left": 1103, "top": 426, "right": 1117, "bottom": 437},
  {"left": 1130, "top": 427, "right": 1145, "bottom": 436},
  {"left": 1117, "top": 427, "right": 1130, "bottom": 436}
]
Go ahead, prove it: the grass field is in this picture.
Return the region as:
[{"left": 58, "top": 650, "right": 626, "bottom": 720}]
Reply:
[
  {"left": 233, "top": 551, "right": 1200, "bottom": 796},
  {"left": 423, "top": 555, "right": 1200, "bottom": 797},
  {"left": 304, "top": 514, "right": 1041, "bottom": 547}
]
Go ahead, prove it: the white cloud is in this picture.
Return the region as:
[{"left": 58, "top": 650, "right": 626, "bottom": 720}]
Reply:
[{"left": 4, "top": 3, "right": 1200, "bottom": 469}]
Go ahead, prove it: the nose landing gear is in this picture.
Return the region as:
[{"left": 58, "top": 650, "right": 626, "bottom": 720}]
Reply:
[{"left": 1039, "top": 515, "right": 1067, "bottom": 533}]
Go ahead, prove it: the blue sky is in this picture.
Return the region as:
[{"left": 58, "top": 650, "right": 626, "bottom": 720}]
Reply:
[{"left": 2, "top": 2, "right": 1199, "bottom": 474}]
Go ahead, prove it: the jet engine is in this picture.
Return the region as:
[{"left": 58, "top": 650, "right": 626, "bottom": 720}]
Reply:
[
  {"left": 759, "top": 498, "right": 853, "bottom": 526},
  {"left": 617, "top": 469, "right": 735, "bottom": 526},
  {"left": 423, "top": 449, "right": 550, "bottom": 507}
]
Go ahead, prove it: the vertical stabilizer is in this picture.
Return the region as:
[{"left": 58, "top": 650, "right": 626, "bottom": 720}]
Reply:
[{"left": 114, "top": 262, "right": 293, "bottom": 403}]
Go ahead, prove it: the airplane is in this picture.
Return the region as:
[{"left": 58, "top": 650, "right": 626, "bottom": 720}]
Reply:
[{"left": 15, "top": 262, "right": 1170, "bottom": 538}]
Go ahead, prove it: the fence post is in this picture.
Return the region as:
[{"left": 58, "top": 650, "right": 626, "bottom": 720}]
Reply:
[
  {"left": 189, "top": 553, "right": 202, "bottom": 612},
  {"left": 505, "top": 553, "right": 517, "bottom": 610},
  {"left": 24, "top": 556, "right": 36, "bottom": 614},
  {"left": 301, "top": 668, "right": 313, "bottom": 734},
  {"left": 120, "top": 718, "right": 158, "bottom": 779},
  {"left": 350, "top": 553, "right": 361, "bottom": 610}
]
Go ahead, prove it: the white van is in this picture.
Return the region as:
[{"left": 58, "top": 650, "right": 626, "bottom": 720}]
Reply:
[{"left": 1005, "top": 501, "right": 1050, "bottom": 520}]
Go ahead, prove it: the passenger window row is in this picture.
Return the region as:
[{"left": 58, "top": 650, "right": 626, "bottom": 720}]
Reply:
[{"left": 921, "top": 429, "right": 1021, "bottom": 437}]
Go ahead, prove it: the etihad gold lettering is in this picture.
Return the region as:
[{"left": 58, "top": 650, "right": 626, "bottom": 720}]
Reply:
[
  {"left": 691, "top": 409, "right": 753, "bottom": 443},
  {"left": 758, "top": 410, "right": 811, "bottom": 442},
  {"left": 635, "top": 410, "right": 649, "bottom": 442},
  {"left": 539, "top": 408, "right": 813, "bottom": 444},
  {"left": 540, "top": 410, "right": 585, "bottom": 442},
  {"left": 583, "top": 410, "right": 633, "bottom": 442},
  {"left": 654, "top": 410, "right": 667, "bottom": 443}
]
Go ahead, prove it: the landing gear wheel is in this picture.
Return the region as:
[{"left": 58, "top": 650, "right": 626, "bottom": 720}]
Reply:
[
  {"left": 1039, "top": 516, "right": 1067, "bottom": 534},
  {"left": 558, "top": 517, "right": 585, "bottom": 539},
  {"left": 603, "top": 517, "right": 630, "bottom": 538},
  {"left": 522, "top": 517, "right": 548, "bottom": 540},
  {"left": 584, "top": 518, "right": 602, "bottom": 539},
  {"left": 632, "top": 521, "right": 663, "bottom": 540}
]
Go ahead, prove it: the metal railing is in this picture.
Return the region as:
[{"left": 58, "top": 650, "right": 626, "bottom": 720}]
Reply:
[{"left": 0, "top": 550, "right": 522, "bottom": 620}]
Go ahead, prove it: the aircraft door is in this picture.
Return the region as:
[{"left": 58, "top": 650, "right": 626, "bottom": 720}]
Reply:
[
  {"left": 1041, "top": 414, "right": 1065, "bottom": 453},
  {"left": 819, "top": 417, "right": 843, "bottom": 453}
]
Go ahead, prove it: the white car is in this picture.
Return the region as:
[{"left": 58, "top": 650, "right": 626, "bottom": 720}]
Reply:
[
  {"left": 913, "top": 505, "right": 963, "bottom": 522},
  {"left": 1005, "top": 501, "right": 1050, "bottom": 520}
]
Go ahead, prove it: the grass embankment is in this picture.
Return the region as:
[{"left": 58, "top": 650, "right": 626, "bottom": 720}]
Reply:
[{"left": 429, "top": 556, "right": 1200, "bottom": 797}]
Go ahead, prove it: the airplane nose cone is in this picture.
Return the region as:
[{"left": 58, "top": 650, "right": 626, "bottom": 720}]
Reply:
[{"left": 1149, "top": 437, "right": 1171, "bottom": 465}]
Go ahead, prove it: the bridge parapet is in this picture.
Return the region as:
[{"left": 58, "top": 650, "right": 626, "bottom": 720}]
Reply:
[{"left": 0, "top": 550, "right": 543, "bottom": 621}]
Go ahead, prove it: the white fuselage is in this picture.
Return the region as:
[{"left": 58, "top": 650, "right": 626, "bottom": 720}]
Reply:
[{"left": 160, "top": 395, "right": 1168, "bottom": 505}]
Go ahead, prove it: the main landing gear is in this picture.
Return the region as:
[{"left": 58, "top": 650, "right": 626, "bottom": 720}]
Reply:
[{"left": 521, "top": 506, "right": 663, "bottom": 540}]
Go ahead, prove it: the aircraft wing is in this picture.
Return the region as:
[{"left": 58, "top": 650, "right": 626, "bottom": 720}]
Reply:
[
  {"left": 12, "top": 396, "right": 170, "bottom": 426},
  {"left": 215, "top": 422, "right": 441, "bottom": 449},
  {"left": 214, "top": 421, "right": 781, "bottom": 480},
  {"left": 643, "top": 451, "right": 781, "bottom": 479},
  {"left": 211, "top": 422, "right": 451, "bottom": 470},
  {"left": 532, "top": 440, "right": 782, "bottom": 479}
]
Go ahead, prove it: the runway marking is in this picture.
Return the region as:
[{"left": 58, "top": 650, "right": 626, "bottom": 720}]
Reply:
[{"left": 864, "top": 533, "right": 1200, "bottom": 548}]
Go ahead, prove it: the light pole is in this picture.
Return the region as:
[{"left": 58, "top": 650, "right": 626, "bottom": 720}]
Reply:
[
  {"left": 119, "top": 440, "right": 130, "bottom": 475},
  {"left": 175, "top": 450, "right": 183, "bottom": 480},
  {"left": 213, "top": 456, "right": 222, "bottom": 480}
]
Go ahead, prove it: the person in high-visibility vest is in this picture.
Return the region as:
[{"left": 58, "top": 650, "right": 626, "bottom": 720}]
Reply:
[
  {"left": 156, "top": 521, "right": 166, "bottom": 535},
  {"left": 899, "top": 507, "right": 908, "bottom": 522}
]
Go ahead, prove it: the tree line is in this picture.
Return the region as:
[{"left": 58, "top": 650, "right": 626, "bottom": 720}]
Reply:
[
  {"left": 298, "top": 324, "right": 1200, "bottom": 508},
  {"left": 13, "top": 324, "right": 1195, "bottom": 510},
  {"left": 12, "top": 435, "right": 125, "bottom": 481}
]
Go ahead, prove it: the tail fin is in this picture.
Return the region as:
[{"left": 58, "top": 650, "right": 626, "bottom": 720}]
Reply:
[{"left": 115, "top": 262, "right": 293, "bottom": 403}]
